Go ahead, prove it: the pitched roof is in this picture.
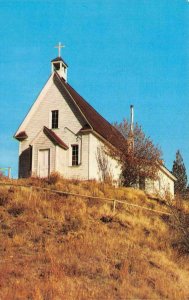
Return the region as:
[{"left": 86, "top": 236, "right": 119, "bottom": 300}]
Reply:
[
  {"left": 159, "top": 164, "right": 177, "bottom": 181},
  {"left": 51, "top": 56, "right": 68, "bottom": 67},
  {"left": 53, "top": 72, "right": 125, "bottom": 149},
  {"left": 43, "top": 126, "right": 68, "bottom": 150},
  {"left": 14, "top": 131, "right": 28, "bottom": 141},
  {"left": 78, "top": 124, "right": 92, "bottom": 133}
]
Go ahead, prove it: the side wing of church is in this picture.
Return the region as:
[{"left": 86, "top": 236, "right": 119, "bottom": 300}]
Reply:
[
  {"left": 145, "top": 164, "right": 176, "bottom": 198},
  {"left": 14, "top": 55, "right": 122, "bottom": 182}
]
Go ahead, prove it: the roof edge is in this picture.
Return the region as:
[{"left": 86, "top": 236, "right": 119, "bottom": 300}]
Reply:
[
  {"left": 14, "top": 131, "right": 28, "bottom": 141},
  {"left": 53, "top": 72, "right": 94, "bottom": 131},
  {"left": 51, "top": 56, "right": 68, "bottom": 67},
  {"left": 14, "top": 74, "right": 53, "bottom": 137},
  {"left": 158, "top": 164, "right": 177, "bottom": 181},
  {"left": 43, "top": 126, "right": 69, "bottom": 150}
]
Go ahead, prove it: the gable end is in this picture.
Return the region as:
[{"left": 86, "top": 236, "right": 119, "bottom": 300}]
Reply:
[{"left": 53, "top": 72, "right": 125, "bottom": 150}]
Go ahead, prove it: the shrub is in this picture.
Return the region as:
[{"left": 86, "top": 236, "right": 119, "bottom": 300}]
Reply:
[
  {"left": 100, "top": 215, "right": 113, "bottom": 223},
  {"left": 61, "top": 215, "right": 84, "bottom": 234},
  {"left": 0, "top": 195, "right": 9, "bottom": 206},
  {"left": 48, "top": 172, "right": 61, "bottom": 185},
  {"left": 167, "top": 199, "right": 189, "bottom": 254},
  {"left": 8, "top": 203, "right": 25, "bottom": 217},
  {"left": 0, "top": 189, "right": 11, "bottom": 206}
]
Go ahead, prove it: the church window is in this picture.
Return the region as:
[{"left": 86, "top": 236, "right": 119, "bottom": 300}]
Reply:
[
  {"left": 53, "top": 62, "right": 60, "bottom": 71},
  {"left": 52, "top": 110, "right": 59, "bottom": 129},
  {"left": 72, "top": 145, "right": 79, "bottom": 166}
]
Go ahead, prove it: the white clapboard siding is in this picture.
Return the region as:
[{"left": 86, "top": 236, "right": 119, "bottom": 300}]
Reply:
[
  {"left": 31, "top": 130, "right": 56, "bottom": 176},
  {"left": 19, "top": 76, "right": 89, "bottom": 179},
  {"left": 145, "top": 168, "right": 175, "bottom": 199},
  {"left": 88, "top": 133, "right": 121, "bottom": 182}
]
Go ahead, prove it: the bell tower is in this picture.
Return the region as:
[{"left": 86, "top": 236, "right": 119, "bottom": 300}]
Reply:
[{"left": 51, "top": 42, "right": 68, "bottom": 81}]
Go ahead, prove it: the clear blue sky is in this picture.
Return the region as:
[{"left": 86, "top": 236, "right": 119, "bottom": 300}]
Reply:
[{"left": 0, "top": 0, "right": 189, "bottom": 178}]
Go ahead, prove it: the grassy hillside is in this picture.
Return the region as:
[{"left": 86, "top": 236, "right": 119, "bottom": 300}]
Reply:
[{"left": 0, "top": 177, "right": 189, "bottom": 300}]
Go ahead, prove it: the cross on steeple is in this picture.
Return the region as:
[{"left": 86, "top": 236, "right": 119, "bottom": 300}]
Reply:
[{"left": 55, "top": 42, "right": 65, "bottom": 57}]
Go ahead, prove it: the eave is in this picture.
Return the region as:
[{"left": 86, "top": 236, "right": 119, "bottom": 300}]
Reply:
[
  {"left": 43, "top": 126, "right": 68, "bottom": 150},
  {"left": 14, "top": 131, "right": 28, "bottom": 141}
]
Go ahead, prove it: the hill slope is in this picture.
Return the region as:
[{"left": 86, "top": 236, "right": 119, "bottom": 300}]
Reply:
[{"left": 0, "top": 177, "right": 189, "bottom": 299}]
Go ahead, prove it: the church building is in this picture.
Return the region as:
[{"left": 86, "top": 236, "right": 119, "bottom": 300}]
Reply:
[
  {"left": 14, "top": 43, "right": 176, "bottom": 198},
  {"left": 14, "top": 43, "right": 123, "bottom": 183}
]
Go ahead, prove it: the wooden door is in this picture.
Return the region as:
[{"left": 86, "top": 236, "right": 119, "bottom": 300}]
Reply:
[{"left": 38, "top": 149, "right": 50, "bottom": 178}]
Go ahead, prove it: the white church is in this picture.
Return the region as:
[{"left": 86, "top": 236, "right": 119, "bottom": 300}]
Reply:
[{"left": 14, "top": 43, "right": 176, "bottom": 198}]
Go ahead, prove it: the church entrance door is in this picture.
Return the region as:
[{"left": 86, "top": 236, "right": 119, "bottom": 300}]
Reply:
[{"left": 38, "top": 149, "right": 50, "bottom": 178}]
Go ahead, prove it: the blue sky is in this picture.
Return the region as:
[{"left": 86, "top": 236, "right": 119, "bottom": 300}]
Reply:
[{"left": 0, "top": 0, "right": 189, "bottom": 178}]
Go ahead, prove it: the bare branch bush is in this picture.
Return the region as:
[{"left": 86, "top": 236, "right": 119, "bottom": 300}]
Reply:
[
  {"left": 109, "top": 119, "right": 162, "bottom": 187},
  {"left": 96, "top": 146, "right": 113, "bottom": 183},
  {"left": 167, "top": 197, "right": 189, "bottom": 254}
]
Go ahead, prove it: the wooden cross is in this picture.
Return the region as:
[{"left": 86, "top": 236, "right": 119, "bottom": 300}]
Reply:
[{"left": 55, "top": 42, "right": 65, "bottom": 57}]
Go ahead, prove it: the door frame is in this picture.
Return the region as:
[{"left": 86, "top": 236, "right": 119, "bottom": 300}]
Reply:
[{"left": 37, "top": 148, "right": 50, "bottom": 178}]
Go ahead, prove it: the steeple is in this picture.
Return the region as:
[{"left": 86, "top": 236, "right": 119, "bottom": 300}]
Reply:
[{"left": 51, "top": 42, "right": 68, "bottom": 81}]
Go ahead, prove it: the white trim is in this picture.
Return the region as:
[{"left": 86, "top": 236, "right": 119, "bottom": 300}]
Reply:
[
  {"left": 49, "top": 111, "right": 52, "bottom": 129},
  {"left": 68, "top": 143, "right": 80, "bottom": 167},
  {"left": 55, "top": 73, "right": 93, "bottom": 130},
  {"left": 55, "top": 146, "right": 58, "bottom": 171},
  {"left": 78, "top": 143, "right": 81, "bottom": 165},
  {"left": 37, "top": 148, "right": 50, "bottom": 178},
  {"left": 31, "top": 144, "right": 34, "bottom": 176},
  {"left": 89, "top": 130, "right": 117, "bottom": 152},
  {"left": 158, "top": 164, "right": 177, "bottom": 181},
  {"left": 30, "top": 128, "right": 44, "bottom": 146},
  {"left": 68, "top": 144, "right": 72, "bottom": 166}
]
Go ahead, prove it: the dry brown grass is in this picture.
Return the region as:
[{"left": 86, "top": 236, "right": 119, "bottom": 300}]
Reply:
[{"left": 0, "top": 178, "right": 189, "bottom": 299}]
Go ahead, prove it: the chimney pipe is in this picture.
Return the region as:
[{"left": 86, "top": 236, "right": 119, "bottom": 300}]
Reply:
[{"left": 130, "top": 104, "right": 134, "bottom": 133}]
